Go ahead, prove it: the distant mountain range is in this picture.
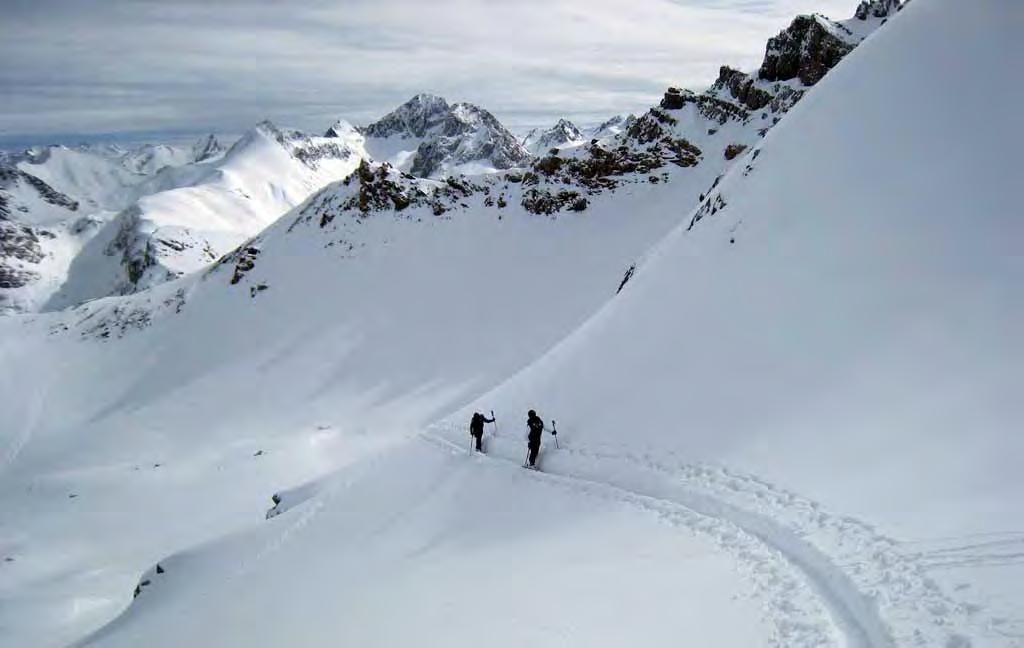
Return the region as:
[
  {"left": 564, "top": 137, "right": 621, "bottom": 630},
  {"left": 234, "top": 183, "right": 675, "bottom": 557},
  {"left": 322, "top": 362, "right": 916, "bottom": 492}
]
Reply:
[{"left": 0, "top": 0, "right": 899, "bottom": 315}]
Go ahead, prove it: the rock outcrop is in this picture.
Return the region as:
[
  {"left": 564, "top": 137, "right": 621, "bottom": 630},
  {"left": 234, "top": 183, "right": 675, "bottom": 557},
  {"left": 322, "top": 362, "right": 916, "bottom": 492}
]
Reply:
[
  {"left": 362, "top": 94, "right": 531, "bottom": 178},
  {"left": 759, "top": 15, "right": 856, "bottom": 86}
]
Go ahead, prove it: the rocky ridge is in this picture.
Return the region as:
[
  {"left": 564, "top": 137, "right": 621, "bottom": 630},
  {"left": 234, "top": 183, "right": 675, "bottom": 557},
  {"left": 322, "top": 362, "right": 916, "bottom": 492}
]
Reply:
[
  {"left": 522, "top": 119, "right": 585, "bottom": 155},
  {"left": 355, "top": 93, "right": 532, "bottom": 177}
]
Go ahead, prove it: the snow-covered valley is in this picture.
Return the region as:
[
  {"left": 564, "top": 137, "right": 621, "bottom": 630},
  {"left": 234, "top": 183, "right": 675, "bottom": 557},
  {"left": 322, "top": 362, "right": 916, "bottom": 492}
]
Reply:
[{"left": 1, "top": 0, "right": 1021, "bottom": 646}]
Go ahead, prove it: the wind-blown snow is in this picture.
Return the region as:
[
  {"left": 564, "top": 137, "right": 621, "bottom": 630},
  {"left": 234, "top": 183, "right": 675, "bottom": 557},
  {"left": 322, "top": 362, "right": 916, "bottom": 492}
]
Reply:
[{"left": 0, "top": 1, "right": 1019, "bottom": 647}]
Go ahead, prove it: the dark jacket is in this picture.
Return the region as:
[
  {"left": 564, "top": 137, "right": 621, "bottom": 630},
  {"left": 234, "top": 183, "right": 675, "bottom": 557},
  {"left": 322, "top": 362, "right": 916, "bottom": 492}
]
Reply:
[
  {"left": 527, "top": 414, "right": 544, "bottom": 446},
  {"left": 470, "top": 412, "right": 494, "bottom": 436}
]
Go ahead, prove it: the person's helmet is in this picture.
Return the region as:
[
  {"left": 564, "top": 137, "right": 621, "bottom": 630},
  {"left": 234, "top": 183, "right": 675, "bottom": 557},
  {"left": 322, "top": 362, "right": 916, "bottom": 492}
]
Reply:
[{"left": 528, "top": 409, "right": 536, "bottom": 417}]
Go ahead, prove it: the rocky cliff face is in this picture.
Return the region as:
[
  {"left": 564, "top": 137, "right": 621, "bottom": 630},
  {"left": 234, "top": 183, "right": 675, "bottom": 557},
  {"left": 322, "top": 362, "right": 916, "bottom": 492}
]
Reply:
[
  {"left": 759, "top": 15, "right": 856, "bottom": 86},
  {"left": 0, "top": 164, "right": 80, "bottom": 218},
  {"left": 855, "top": 0, "right": 902, "bottom": 20},
  {"left": 361, "top": 94, "right": 531, "bottom": 178},
  {"left": 0, "top": 164, "right": 84, "bottom": 311},
  {"left": 190, "top": 134, "right": 224, "bottom": 163}
]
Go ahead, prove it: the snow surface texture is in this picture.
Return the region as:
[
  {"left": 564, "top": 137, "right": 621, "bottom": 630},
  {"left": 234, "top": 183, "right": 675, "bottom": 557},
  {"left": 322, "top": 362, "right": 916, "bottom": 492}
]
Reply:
[
  {"left": 2, "top": 3, "right": 883, "bottom": 318},
  {"left": 1, "top": 0, "right": 1021, "bottom": 647},
  {"left": 2, "top": 95, "right": 535, "bottom": 314}
]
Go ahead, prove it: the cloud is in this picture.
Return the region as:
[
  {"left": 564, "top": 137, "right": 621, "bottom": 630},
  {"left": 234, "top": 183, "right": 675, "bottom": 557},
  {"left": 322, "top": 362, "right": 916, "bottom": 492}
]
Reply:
[{"left": 0, "top": 0, "right": 858, "bottom": 146}]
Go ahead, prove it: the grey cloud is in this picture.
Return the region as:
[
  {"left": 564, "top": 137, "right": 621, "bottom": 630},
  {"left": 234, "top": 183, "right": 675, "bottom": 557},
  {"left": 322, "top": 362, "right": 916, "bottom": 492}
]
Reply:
[{"left": 0, "top": 0, "right": 857, "bottom": 146}]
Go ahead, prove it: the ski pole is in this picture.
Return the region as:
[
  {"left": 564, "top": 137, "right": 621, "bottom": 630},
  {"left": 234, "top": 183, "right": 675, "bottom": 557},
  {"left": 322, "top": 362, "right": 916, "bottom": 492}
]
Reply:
[
  {"left": 491, "top": 410, "right": 498, "bottom": 436},
  {"left": 552, "top": 420, "right": 559, "bottom": 449}
]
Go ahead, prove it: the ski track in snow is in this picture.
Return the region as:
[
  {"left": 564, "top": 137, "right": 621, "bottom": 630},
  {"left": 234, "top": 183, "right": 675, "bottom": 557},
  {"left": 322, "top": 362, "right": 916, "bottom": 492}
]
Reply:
[{"left": 423, "top": 422, "right": 996, "bottom": 648}]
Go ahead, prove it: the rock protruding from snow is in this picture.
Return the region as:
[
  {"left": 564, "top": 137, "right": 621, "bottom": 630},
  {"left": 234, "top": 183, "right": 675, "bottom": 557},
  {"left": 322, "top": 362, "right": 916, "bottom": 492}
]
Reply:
[
  {"left": 522, "top": 119, "right": 585, "bottom": 155},
  {"left": 42, "top": 119, "right": 365, "bottom": 310},
  {"left": 0, "top": 163, "right": 86, "bottom": 312},
  {"left": 759, "top": 14, "right": 857, "bottom": 86},
  {"left": 363, "top": 94, "right": 453, "bottom": 139},
  {"left": 362, "top": 94, "right": 531, "bottom": 178},
  {"left": 324, "top": 119, "right": 360, "bottom": 139},
  {"left": 855, "top": 0, "right": 901, "bottom": 20},
  {"left": 190, "top": 135, "right": 224, "bottom": 163}
]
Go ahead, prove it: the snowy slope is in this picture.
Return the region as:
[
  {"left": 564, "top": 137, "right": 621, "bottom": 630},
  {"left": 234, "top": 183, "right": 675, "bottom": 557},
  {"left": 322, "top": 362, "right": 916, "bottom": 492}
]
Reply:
[
  {"left": 448, "top": 0, "right": 1022, "bottom": 644},
  {"left": 2, "top": 1, "right": 1019, "bottom": 647},
  {"left": 0, "top": 163, "right": 103, "bottom": 313},
  {"left": 0, "top": 157, "right": 691, "bottom": 646},
  {"left": 14, "top": 147, "right": 143, "bottom": 214},
  {"left": 42, "top": 122, "right": 362, "bottom": 309},
  {"left": 0, "top": 136, "right": 229, "bottom": 313}
]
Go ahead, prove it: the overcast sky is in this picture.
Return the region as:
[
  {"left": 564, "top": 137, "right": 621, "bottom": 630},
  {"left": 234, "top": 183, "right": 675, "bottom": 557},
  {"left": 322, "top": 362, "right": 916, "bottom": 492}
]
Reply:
[{"left": 0, "top": 0, "right": 857, "bottom": 147}]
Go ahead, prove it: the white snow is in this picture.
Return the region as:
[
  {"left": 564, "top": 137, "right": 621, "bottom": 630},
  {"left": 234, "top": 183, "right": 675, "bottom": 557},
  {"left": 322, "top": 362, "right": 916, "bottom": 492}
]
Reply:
[{"left": 0, "top": 1, "right": 1019, "bottom": 647}]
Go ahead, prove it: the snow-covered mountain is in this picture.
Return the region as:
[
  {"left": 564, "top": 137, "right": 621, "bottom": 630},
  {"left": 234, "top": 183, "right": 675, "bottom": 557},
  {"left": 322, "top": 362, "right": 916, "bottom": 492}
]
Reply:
[
  {"left": 2, "top": 2, "right": 1019, "bottom": 646},
  {"left": 588, "top": 114, "right": 634, "bottom": 141},
  {"left": 188, "top": 134, "right": 225, "bottom": 164},
  {"left": 521, "top": 118, "right": 585, "bottom": 154},
  {"left": 350, "top": 93, "right": 532, "bottom": 177},
  {"left": 1, "top": 94, "right": 534, "bottom": 314},
  {"left": 11, "top": 145, "right": 145, "bottom": 214},
  {"left": 69, "top": 136, "right": 224, "bottom": 175},
  {"left": 43, "top": 121, "right": 362, "bottom": 309}
]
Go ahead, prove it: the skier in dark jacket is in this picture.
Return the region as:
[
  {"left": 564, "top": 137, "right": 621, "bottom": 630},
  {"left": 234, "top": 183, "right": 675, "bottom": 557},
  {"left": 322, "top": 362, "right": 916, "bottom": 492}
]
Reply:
[
  {"left": 526, "top": 409, "right": 545, "bottom": 467},
  {"left": 469, "top": 412, "right": 494, "bottom": 452}
]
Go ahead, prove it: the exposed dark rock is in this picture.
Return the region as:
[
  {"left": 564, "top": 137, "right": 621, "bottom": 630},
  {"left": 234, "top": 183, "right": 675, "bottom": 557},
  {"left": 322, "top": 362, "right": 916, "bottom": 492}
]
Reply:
[
  {"left": 0, "top": 164, "right": 79, "bottom": 217},
  {"left": 724, "top": 144, "right": 748, "bottom": 160},
  {"left": 364, "top": 94, "right": 530, "bottom": 177},
  {"left": 292, "top": 141, "right": 353, "bottom": 169},
  {"left": 228, "top": 246, "right": 261, "bottom": 285},
  {"left": 856, "top": 0, "right": 901, "bottom": 19},
  {"left": 191, "top": 134, "right": 224, "bottom": 163},
  {"left": 617, "top": 264, "right": 636, "bottom": 294},
  {"left": 759, "top": 15, "right": 855, "bottom": 86},
  {"left": 0, "top": 220, "right": 45, "bottom": 289},
  {"left": 521, "top": 188, "right": 588, "bottom": 215},
  {"left": 660, "top": 87, "right": 687, "bottom": 110},
  {"left": 713, "top": 67, "right": 773, "bottom": 111}
]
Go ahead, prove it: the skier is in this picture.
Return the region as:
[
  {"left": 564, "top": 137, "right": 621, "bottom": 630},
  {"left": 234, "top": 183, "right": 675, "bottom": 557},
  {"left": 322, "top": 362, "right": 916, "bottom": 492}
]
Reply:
[
  {"left": 525, "top": 409, "right": 545, "bottom": 468},
  {"left": 469, "top": 411, "right": 494, "bottom": 452}
]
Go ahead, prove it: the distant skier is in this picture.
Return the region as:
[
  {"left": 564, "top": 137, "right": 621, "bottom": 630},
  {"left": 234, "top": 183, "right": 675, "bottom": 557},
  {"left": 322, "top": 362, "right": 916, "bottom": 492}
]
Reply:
[
  {"left": 525, "top": 409, "right": 545, "bottom": 468},
  {"left": 469, "top": 412, "right": 494, "bottom": 452}
]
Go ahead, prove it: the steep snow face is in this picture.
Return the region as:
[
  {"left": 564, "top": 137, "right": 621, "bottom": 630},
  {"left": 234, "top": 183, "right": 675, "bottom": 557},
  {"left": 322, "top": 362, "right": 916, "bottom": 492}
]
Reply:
[
  {"left": 14, "top": 146, "right": 143, "bottom": 213},
  {"left": 117, "top": 144, "right": 192, "bottom": 175},
  {"left": 0, "top": 150, "right": 694, "bottom": 645},
  {"left": 0, "top": 164, "right": 100, "bottom": 313},
  {"left": 515, "top": 3, "right": 893, "bottom": 224},
  {"left": 359, "top": 93, "right": 531, "bottom": 178},
  {"left": 4, "top": 2, "right": 1017, "bottom": 647},
  {"left": 522, "top": 119, "right": 585, "bottom": 155},
  {"left": 588, "top": 114, "right": 634, "bottom": 141},
  {"left": 43, "top": 121, "right": 363, "bottom": 309},
  {"left": 457, "top": 0, "right": 1021, "bottom": 644}
]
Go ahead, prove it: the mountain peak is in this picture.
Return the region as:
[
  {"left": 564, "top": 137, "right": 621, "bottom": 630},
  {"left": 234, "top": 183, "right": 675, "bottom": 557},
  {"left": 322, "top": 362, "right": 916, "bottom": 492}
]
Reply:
[
  {"left": 324, "top": 119, "right": 359, "bottom": 139},
  {"left": 191, "top": 134, "right": 224, "bottom": 163},
  {"left": 364, "top": 94, "right": 453, "bottom": 139},
  {"left": 362, "top": 94, "right": 529, "bottom": 177},
  {"left": 522, "top": 119, "right": 584, "bottom": 154}
]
